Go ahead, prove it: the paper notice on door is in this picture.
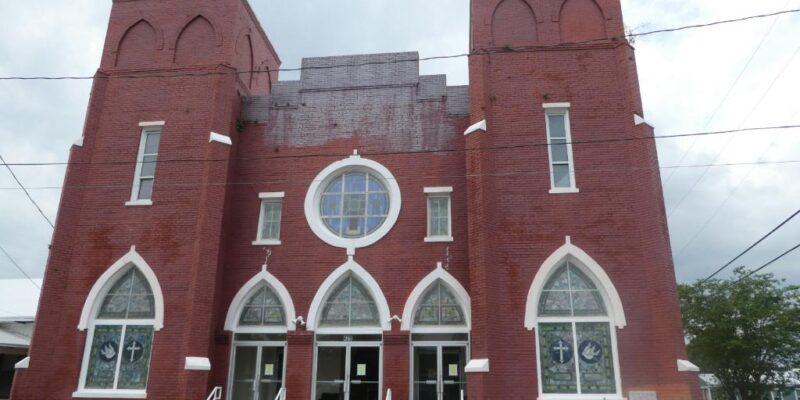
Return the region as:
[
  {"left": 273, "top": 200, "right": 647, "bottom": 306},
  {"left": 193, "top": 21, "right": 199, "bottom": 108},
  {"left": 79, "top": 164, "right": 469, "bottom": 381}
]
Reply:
[
  {"left": 264, "top": 364, "right": 274, "bottom": 376},
  {"left": 357, "top": 364, "right": 367, "bottom": 376},
  {"left": 448, "top": 364, "right": 458, "bottom": 377}
]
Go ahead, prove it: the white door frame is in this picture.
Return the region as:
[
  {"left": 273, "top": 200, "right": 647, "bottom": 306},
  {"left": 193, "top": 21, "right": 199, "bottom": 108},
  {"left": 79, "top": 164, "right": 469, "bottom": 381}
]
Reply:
[
  {"left": 409, "top": 338, "right": 470, "bottom": 400},
  {"left": 227, "top": 339, "right": 288, "bottom": 400},
  {"left": 312, "top": 337, "right": 384, "bottom": 400}
]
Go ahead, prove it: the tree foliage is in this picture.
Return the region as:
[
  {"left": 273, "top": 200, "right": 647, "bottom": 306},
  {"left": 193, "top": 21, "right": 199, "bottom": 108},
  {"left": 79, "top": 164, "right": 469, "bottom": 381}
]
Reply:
[{"left": 679, "top": 267, "right": 800, "bottom": 399}]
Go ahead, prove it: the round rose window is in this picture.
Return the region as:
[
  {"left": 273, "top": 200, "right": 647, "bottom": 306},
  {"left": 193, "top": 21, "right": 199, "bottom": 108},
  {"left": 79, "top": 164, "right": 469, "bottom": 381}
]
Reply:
[{"left": 320, "top": 171, "right": 389, "bottom": 238}]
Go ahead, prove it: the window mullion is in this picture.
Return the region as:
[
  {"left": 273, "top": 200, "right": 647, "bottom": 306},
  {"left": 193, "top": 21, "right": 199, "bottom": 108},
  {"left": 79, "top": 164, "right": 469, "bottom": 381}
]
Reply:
[
  {"left": 572, "top": 321, "right": 581, "bottom": 394},
  {"left": 113, "top": 324, "right": 127, "bottom": 389}
]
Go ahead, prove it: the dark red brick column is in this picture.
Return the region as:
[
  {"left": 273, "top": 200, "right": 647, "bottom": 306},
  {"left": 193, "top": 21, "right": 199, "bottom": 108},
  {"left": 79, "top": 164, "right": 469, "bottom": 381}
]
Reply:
[
  {"left": 286, "top": 331, "right": 313, "bottom": 400},
  {"left": 383, "top": 332, "right": 410, "bottom": 400}
]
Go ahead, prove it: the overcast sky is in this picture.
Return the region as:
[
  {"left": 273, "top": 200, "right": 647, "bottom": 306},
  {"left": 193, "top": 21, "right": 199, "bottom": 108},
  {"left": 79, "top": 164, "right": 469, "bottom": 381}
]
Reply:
[{"left": 0, "top": 0, "right": 798, "bottom": 286}]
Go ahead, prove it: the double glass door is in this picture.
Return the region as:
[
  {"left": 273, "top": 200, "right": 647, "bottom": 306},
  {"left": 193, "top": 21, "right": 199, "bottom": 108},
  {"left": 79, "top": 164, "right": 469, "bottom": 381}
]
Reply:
[
  {"left": 315, "top": 340, "right": 381, "bottom": 400},
  {"left": 413, "top": 345, "right": 467, "bottom": 400},
  {"left": 230, "top": 345, "right": 285, "bottom": 400}
]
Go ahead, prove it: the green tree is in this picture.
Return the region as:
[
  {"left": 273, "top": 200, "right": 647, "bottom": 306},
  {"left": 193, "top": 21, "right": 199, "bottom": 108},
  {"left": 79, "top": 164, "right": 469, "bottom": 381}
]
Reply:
[{"left": 679, "top": 267, "right": 800, "bottom": 399}]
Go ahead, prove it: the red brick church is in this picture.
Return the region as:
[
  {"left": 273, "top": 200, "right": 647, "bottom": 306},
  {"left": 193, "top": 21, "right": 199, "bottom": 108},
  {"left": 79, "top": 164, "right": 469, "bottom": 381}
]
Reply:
[{"left": 11, "top": 0, "right": 699, "bottom": 399}]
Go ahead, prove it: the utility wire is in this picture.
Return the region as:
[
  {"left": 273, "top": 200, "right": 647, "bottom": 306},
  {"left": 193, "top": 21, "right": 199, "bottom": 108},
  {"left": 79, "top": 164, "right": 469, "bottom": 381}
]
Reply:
[
  {"left": 667, "top": 37, "right": 800, "bottom": 219},
  {"left": 734, "top": 242, "right": 800, "bottom": 283},
  {"left": 1, "top": 124, "right": 798, "bottom": 168},
  {"left": 663, "top": 0, "right": 791, "bottom": 184},
  {"left": 0, "top": 242, "right": 41, "bottom": 290},
  {"left": 1, "top": 159, "right": 799, "bottom": 192},
  {"left": 0, "top": 8, "right": 798, "bottom": 81},
  {"left": 0, "top": 153, "right": 55, "bottom": 228},
  {"left": 701, "top": 208, "right": 800, "bottom": 282}
]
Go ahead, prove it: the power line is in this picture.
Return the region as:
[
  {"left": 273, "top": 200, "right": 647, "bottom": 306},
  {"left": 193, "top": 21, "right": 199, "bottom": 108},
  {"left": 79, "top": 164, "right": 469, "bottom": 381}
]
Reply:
[
  {"left": 0, "top": 8, "right": 799, "bottom": 81},
  {"left": 734, "top": 242, "right": 800, "bottom": 283},
  {"left": 0, "top": 153, "right": 55, "bottom": 228},
  {"left": 701, "top": 208, "right": 800, "bottom": 282},
  {"left": 0, "top": 242, "right": 41, "bottom": 291},
  {"left": 663, "top": 0, "right": 790, "bottom": 184},
  {"left": 667, "top": 36, "right": 800, "bottom": 219},
  {"left": 1, "top": 159, "right": 798, "bottom": 192},
  {"left": 1, "top": 124, "right": 798, "bottom": 168}
]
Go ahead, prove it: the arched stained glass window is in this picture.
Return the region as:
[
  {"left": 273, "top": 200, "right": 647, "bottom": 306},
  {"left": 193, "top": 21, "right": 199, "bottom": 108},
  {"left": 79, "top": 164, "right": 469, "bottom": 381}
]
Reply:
[
  {"left": 320, "top": 276, "right": 379, "bottom": 327},
  {"left": 536, "top": 262, "right": 617, "bottom": 396},
  {"left": 85, "top": 268, "right": 155, "bottom": 391},
  {"left": 98, "top": 268, "right": 155, "bottom": 319},
  {"left": 239, "top": 285, "right": 285, "bottom": 326},
  {"left": 538, "top": 262, "right": 606, "bottom": 317},
  {"left": 413, "top": 281, "right": 466, "bottom": 326}
]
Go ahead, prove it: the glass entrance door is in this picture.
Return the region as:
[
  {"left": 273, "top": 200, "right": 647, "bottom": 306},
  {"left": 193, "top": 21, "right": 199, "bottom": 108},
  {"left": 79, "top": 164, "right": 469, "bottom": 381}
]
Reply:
[
  {"left": 315, "top": 340, "right": 381, "bottom": 400},
  {"left": 230, "top": 345, "right": 285, "bottom": 400},
  {"left": 412, "top": 346, "right": 467, "bottom": 400}
]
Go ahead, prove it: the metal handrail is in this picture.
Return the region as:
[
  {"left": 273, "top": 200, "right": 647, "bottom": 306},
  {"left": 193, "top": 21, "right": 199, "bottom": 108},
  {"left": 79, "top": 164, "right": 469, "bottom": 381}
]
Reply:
[
  {"left": 206, "top": 386, "right": 222, "bottom": 400},
  {"left": 460, "top": 389, "right": 464, "bottom": 400},
  {"left": 275, "top": 387, "right": 286, "bottom": 400},
  {"left": 385, "top": 388, "right": 392, "bottom": 400}
]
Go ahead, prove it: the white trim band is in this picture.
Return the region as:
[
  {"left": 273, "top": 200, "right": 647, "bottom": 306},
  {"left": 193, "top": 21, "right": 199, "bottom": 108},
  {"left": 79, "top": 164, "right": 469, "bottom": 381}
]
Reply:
[
  {"left": 259, "top": 192, "right": 285, "bottom": 199},
  {"left": 185, "top": 357, "right": 211, "bottom": 371},
  {"left": 542, "top": 102, "right": 571, "bottom": 109},
  {"left": 423, "top": 187, "right": 453, "bottom": 194},
  {"left": 209, "top": 132, "right": 232, "bottom": 146},
  {"left": 138, "top": 121, "right": 165, "bottom": 127},
  {"left": 463, "top": 119, "right": 487, "bottom": 136}
]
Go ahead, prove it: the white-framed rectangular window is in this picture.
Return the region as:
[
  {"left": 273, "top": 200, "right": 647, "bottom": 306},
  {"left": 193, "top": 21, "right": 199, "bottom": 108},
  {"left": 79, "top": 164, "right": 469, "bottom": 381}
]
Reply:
[
  {"left": 543, "top": 103, "right": 578, "bottom": 194},
  {"left": 253, "top": 192, "right": 284, "bottom": 245},
  {"left": 126, "top": 122, "right": 164, "bottom": 206},
  {"left": 424, "top": 187, "right": 453, "bottom": 243}
]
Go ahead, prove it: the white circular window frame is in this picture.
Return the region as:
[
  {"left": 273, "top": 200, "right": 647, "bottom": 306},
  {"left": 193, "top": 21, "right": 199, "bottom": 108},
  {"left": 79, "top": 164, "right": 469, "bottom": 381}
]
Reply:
[{"left": 304, "top": 155, "right": 401, "bottom": 249}]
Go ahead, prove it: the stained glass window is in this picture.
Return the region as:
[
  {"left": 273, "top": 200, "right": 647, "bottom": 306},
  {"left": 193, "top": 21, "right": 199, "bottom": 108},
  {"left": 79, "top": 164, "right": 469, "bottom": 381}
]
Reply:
[
  {"left": 239, "top": 286, "right": 286, "bottom": 326},
  {"left": 539, "top": 262, "right": 605, "bottom": 317},
  {"left": 413, "top": 282, "right": 465, "bottom": 326},
  {"left": 320, "top": 171, "right": 389, "bottom": 239},
  {"left": 320, "top": 276, "right": 379, "bottom": 327},
  {"left": 84, "top": 267, "right": 156, "bottom": 392},
  {"left": 536, "top": 262, "right": 617, "bottom": 396}
]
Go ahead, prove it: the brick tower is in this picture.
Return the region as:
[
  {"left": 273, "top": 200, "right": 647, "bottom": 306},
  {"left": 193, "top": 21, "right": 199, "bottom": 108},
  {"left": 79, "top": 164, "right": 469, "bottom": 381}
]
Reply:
[
  {"left": 465, "top": 0, "right": 698, "bottom": 398},
  {"left": 11, "top": 0, "right": 279, "bottom": 399}
]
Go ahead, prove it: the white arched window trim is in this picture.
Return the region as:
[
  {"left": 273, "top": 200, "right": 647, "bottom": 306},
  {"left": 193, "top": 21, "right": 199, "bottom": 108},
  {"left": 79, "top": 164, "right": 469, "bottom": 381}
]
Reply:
[
  {"left": 224, "top": 267, "right": 297, "bottom": 333},
  {"left": 524, "top": 238, "right": 626, "bottom": 330},
  {"left": 306, "top": 257, "right": 391, "bottom": 333},
  {"left": 400, "top": 262, "right": 471, "bottom": 332},
  {"left": 77, "top": 246, "right": 165, "bottom": 331},
  {"left": 526, "top": 237, "right": 625, "bottom": 399}
]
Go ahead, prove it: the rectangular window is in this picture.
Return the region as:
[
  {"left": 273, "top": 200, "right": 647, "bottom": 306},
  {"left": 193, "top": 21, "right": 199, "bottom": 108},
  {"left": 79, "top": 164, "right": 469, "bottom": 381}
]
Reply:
[
  {"left": 84, "top": 325, "right": 153, "bottom": 391},
  {"left": 254, "top": 192, "right": 284, "bottom": 245},
  {"left": 424, "top": 187, "right": 453, "bottom": 242},
  {"left": 544, "top": 104, "right": 578, "bottom": 193},
  {"left": 127, "top": 123, "right": 163, "bottom": 205}
]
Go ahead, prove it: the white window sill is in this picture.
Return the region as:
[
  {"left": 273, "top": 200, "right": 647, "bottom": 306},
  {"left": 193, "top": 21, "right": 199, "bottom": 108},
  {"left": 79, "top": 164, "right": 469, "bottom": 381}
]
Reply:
[
  {"left": 73, "top": 389, "right": 146, "bottom": 399},
  {"left": 424, "top": 236, "right": 454, "bottom": 243},
  {"left": 549, "top": 188, "right": 580, "bottom": 194},
  {"left": 252, "top": 239, "right": 282, "bottom": 246},
  {"left": 125, "top": 199, "right": 153, "bottom": 207}
]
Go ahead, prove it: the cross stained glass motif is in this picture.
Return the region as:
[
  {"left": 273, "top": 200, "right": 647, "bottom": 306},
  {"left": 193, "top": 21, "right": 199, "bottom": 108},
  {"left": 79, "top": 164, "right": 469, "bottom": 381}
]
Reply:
[
  {"left": 320, "top": 171, "right": 389, "bottom": 239},
  {"left": 538, "top": 262, "right": 606, "bottom": 317},
  {"left": 538, "top": 323, "right": 578, "bottom": 393},
  {"left": 98, "top": 268, "right": 155, "bottom": 319},
  {"left": 320, "top": 276, "right": 379, "bottom": 327},
  {"left": 85, "top": 267, "right": 156, "bottom": 392},
  {"left": 413, "top": 281, "right": 465, "bottom": 326},
  {"left": 239, "top": 285, "right": 286, "bottom": 326}
]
